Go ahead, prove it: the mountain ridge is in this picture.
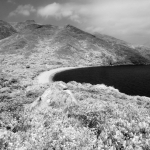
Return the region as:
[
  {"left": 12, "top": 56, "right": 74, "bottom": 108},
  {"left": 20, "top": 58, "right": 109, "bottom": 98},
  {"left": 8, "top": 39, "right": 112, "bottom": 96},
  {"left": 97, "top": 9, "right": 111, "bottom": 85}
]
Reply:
[{"left": 0, "top": 20, "right": 150, "bottom": 67}]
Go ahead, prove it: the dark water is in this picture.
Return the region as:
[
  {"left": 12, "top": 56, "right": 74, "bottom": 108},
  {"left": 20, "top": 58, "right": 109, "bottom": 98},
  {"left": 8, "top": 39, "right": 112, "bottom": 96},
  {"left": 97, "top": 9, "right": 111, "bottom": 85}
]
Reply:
[{"left": 53, "top": 65, "right": 150, "bottom": 97}]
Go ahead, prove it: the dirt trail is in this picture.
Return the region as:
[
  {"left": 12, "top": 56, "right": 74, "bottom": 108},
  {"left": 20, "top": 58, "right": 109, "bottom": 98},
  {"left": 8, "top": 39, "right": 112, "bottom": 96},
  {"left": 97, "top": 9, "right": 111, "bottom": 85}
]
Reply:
[{"left": 37, "top": 67, "right": 78, "bottom": 84}]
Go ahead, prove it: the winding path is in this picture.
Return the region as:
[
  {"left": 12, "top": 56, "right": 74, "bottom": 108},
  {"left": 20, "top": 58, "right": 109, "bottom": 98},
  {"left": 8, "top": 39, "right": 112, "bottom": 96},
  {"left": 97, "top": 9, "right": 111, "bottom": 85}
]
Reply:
[{"left": 37, "top": 67, "right": 80, "bottom": 84}]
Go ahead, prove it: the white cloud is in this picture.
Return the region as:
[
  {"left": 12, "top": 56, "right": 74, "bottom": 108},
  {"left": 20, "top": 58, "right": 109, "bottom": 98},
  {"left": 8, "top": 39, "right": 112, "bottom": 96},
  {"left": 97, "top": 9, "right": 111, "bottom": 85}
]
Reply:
[
  {"left": 9, "top": 4, "right": 36, "bottom": 16},
  {"left": 80, "top": 0, "right": 150, "bottom": 45},
  {"left": 37, "top": 2, "right": 81, "bottom": 22},
  {"left": 82, "top": 0, "right": 150, "bottom": 33},
  {"left": 8, "top": 0, "right": 150, "bottom": 45},
  {"left": 36, "top": 0, "right": 150, "bottom": 35},
  {"left": 37, "top": 0, "right": 150, "bottom": 45},
  {"left": 37, "top": 3, "right": 60, "bottom": 18},
  {"left": 7, "top": 0, "right": 15, "bottom": 4}
]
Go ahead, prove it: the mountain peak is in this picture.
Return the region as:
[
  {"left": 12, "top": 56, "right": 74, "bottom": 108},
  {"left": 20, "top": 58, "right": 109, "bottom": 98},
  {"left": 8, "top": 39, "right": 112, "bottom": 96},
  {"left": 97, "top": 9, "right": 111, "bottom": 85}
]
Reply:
[
  {"left": 10, "top": 20, "right": 36, "bottom": 31},
  {"left": 64, "top": 24, "right": 87, "bottom": 35},
  {"left": 65, "top": 24, "right": 79, "bottom": 30},
  {"left": 25, "top": 20, "right": 36, "bottom": 24},
  {"left": 65, "top": 24, "right": 74, "bottom": 28}
]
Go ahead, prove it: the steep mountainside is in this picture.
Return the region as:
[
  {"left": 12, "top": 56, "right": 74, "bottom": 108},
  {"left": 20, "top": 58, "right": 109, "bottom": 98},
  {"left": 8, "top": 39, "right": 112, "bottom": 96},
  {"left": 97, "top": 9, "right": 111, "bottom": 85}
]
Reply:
[
  {"left": 94, "top": 33, "right": 150, "bottom": 65},
  {"left": 135, "top": 45, "right": 150, "bottom": 60},
  {"left": 94, "top": 33, "right": 131, "bottom": 47},
  {"left": 0, "top": 20, "right": 150, "bottom": 68},
  {"left": 0, "top": 20, "right": 16, "bottom": 40}
]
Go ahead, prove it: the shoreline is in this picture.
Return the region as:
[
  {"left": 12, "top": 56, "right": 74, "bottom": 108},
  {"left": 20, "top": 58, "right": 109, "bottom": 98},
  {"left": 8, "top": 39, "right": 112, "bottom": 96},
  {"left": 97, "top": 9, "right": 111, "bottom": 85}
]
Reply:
[
  {"left": 37, "top": 67, "right": 81, "bottom": 84},
  {"left": 37, "top": 64, "right": 150, "bottom": 84},
  {"left": 36, "top": 65, "right": 150, "bottom": 98}
]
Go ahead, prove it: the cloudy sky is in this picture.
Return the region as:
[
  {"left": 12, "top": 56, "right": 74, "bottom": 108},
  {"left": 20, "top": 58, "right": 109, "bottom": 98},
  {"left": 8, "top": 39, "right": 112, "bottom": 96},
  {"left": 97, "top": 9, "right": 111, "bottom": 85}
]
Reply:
[{"left": 0, "top": 0, "right": 150, "bottom": 46}]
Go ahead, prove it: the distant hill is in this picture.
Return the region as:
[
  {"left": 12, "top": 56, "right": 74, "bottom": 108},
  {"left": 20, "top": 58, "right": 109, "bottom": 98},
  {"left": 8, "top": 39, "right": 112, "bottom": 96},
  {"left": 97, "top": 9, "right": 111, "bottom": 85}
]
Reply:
[
  {"left": 0, "top": 20, "right": 16, "bottom": 40},
  {"left": 0, "top": 20, "right": 150, "bottom": 66},
  {"left": 94, "top": 33, "right": 130, "bottom": 47},
  {"left": 9, "top": 20, "right": 36, "bottom": 32}
]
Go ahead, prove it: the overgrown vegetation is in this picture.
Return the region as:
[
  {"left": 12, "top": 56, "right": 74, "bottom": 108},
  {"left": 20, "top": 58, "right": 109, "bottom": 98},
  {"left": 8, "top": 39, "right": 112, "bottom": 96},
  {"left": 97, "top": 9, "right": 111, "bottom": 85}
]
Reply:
[{"left": 1, "top": 81, "right": 150, "bottom": 149}]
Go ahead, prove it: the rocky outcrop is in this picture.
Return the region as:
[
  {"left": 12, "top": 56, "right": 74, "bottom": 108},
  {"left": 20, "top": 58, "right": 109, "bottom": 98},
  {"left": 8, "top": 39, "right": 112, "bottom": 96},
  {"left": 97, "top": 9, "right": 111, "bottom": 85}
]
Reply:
[{"left": 30, "top": 82, "right": 78, "bottom": 110}]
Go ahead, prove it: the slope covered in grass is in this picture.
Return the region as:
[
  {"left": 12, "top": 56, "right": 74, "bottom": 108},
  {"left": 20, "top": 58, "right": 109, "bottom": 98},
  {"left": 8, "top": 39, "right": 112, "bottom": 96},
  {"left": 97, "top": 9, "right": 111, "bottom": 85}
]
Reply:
[
  {"left": 1, "top": 20, "right": 150, "bottom": 66},
  {"left": 1, "top": 82, "right": 150, "bottom": 149}
]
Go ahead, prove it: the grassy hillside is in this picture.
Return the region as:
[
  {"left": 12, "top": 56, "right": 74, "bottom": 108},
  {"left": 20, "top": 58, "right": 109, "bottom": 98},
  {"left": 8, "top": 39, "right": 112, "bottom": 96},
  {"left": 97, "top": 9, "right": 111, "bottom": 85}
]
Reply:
[
  {"left": 1, "top": 21, "right": 150, "bottom": 67},
  {"left": 1, "top": 20, "right": 150, "bottom": 149},
  {"left": 1, "top": 82, "right": 150, "bottom": 149}
]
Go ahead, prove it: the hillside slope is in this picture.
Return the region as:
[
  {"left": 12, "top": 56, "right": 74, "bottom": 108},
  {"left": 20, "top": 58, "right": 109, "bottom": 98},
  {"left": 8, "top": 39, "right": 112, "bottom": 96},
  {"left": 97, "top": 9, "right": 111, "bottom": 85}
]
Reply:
[
  {"left": 0, "top": 21, "right": 150, "bottom": 68},
  {"left": 0, "top": 20, "right": 16, "bottom": 40}
]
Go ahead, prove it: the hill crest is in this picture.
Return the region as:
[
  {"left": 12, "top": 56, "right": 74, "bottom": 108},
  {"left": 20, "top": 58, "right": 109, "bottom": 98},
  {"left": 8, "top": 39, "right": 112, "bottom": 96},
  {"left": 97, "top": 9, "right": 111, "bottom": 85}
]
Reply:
[{"left": 0, "top": 20, "right": 150, "bottom": 66}]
